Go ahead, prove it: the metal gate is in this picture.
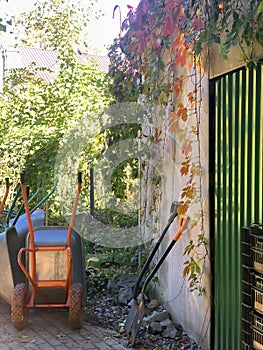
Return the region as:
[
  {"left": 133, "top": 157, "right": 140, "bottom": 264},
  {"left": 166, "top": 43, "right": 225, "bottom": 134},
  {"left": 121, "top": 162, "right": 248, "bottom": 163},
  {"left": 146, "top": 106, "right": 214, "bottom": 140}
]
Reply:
[{"left": 210, "top": 63, "right": 263, "bottom": 349}]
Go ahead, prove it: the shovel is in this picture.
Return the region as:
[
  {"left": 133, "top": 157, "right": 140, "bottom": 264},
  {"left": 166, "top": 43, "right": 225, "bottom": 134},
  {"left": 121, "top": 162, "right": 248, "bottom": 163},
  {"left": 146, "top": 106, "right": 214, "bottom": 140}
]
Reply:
[
  {"left": 130, "top": 214, "right": 189, "bottom": 347},
  {"left": 124, "top": 201, "right": 179, "bottom": 334}
]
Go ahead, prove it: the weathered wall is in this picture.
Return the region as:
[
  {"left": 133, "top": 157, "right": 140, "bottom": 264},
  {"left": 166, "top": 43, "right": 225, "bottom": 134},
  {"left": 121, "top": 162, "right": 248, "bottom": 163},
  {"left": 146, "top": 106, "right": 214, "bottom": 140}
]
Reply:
[
  {"left": 142, "top": 41, "right": 263, "bottom": 350},
  {"left": 150, "top": 71, "right": 211, "bottom": 350}
]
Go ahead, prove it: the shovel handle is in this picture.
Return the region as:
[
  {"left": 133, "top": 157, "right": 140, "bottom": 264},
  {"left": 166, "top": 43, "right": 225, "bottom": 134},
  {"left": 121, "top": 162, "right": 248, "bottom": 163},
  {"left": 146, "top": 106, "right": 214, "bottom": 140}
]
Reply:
[
  {"left": 78, "top": 171, "right": 82, "bottom": 184},
  {"left": 131, "top": 201, "right": 179, "bottom": 299},
  {"left": 141, "top": 215, "right": 189, "bottom": 294},
  {"left": 67, "top": 172, "right": 82, "bottom": 247},
  {"left": 5, "top": 178, "right": 10, "bottom": 188},
  {"left": 20, "top": 170, "right": 26, "bottom": 184},
  {"left": 173, "top": 214, "right": 189, "bottom": 241},
  {"left": 20, "top": 171, "right": 35, "bottom": 248}
]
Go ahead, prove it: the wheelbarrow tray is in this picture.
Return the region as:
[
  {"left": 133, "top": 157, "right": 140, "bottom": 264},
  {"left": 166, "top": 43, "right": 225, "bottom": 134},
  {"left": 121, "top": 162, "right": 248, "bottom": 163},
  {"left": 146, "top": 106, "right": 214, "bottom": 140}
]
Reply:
[
  {"left": 10, "top": 209, "right": 45, "bottom": 244},
  {"left": 25, "top": 226, "right": 86, "bottom": 305},
  {"left": 0, "top": 210, "right": 45, "bottom": 305}
]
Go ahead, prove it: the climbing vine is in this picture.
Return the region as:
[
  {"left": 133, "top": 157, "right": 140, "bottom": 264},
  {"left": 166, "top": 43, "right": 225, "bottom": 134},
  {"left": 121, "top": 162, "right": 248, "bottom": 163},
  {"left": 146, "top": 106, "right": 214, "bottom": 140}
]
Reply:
[{"left": 108, "top": 0, "right": 263, "bottom": 293}]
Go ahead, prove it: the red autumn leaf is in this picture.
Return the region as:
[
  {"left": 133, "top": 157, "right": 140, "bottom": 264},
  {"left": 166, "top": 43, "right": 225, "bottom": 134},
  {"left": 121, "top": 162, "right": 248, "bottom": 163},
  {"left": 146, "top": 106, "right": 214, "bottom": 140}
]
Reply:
[
  {"left": 173, "top": 77, "right": 183, "bottom": 99},
  {"left": 180, "top": 160, "right": 190, "bottom": 176},
  {"left": 177, "top": 202, "right": 189, "bottom": 215},
  {"left": 163, "top": 15, "right": 176, "bottom": 37},
  {"left": 176, "top": 47, "right": 188, "bottom": 67},
  {"left": 174, "top": 34, "right": 191, "bottom": 68},
  {"left": 173, "top": 31, "right": 182, "bottom": 49},
  {"left": 165, "top": 83, "right": 172, "bottom": 94},
  {"left": 177, "top": 102, "right": 188, "bottom": 122},
  {"left": 187, "top": 91, "right": 195, "bottom": 104},
  {"left": 181, "top": 183, "right": 196, "bottom": 199}
]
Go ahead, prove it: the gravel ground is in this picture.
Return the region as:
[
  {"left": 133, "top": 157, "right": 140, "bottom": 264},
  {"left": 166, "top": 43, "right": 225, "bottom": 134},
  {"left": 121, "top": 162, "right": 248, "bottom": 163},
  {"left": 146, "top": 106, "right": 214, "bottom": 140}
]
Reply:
[{"left": 86, "top": 296, "right": 202, "bottom": 350}]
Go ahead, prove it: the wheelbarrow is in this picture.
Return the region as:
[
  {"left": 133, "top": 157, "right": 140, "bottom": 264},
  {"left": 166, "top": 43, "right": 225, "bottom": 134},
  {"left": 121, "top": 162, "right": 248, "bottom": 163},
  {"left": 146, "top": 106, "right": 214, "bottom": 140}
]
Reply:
[
  {"left": 0, "top": 179, "right": 57, "bottom": 305},
  {"left": 12, "top": 171, "right": 86, "bottom": 330}
]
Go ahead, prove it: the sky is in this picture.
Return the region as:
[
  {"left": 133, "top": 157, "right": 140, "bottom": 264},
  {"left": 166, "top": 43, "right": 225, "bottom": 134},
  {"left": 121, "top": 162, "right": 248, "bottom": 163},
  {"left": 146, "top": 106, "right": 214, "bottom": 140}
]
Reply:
[{"left": 1, "top": 0, "right": 141, "bottom": 54}]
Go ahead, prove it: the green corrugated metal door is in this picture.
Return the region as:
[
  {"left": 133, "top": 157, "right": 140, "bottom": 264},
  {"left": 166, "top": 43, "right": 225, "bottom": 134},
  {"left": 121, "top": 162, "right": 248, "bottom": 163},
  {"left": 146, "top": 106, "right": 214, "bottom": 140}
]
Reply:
[{"left": 211, "top": 63, "right": 263, "bottom": 350}]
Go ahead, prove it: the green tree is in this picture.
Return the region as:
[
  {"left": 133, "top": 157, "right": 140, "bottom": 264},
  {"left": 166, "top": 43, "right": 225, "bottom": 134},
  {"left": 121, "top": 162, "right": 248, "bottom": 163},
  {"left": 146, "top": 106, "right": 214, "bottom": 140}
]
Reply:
[
  {"left": 0, "top": 0, "right": 112, "bottom": 219},
  {"left": 15, "top": 0, "right": 93, "bottom": 65}
]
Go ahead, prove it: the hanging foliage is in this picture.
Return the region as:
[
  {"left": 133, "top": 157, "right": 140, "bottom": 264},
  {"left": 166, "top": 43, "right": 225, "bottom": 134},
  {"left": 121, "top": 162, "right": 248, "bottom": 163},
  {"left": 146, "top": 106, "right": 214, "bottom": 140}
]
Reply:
[
  {"left": 108, "top": 0, "right": 263, "bottom": 294},
  {"left": 109, "top": 0, "right": 263, "bottom": 102}
]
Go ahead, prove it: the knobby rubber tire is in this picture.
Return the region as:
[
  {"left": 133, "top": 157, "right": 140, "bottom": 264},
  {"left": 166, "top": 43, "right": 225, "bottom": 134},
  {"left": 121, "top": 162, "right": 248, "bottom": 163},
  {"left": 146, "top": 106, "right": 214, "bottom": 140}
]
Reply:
[
  {"left": 11, "top": 283, "right": 29, "bottom": 330},
  {"left": 68, "top": 283, "right": 83, "bottom": 329}
]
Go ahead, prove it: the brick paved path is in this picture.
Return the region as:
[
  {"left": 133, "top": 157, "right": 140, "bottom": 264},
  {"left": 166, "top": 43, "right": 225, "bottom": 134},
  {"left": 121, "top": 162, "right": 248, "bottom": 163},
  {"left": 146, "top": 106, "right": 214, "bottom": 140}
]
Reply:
[{"left": 0, "top": 300, "right": 128, "bottom": 350}]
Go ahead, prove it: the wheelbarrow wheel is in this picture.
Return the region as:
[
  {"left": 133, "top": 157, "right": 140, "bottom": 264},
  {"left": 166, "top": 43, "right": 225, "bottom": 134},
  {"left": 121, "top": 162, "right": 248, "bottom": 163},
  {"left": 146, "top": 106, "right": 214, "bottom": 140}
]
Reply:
[
  {"left": 11, "top": 283, "right": 29, "bottom": 330},
  {"left": 69, "top": 283, "right": 83, "bottom": 329}
]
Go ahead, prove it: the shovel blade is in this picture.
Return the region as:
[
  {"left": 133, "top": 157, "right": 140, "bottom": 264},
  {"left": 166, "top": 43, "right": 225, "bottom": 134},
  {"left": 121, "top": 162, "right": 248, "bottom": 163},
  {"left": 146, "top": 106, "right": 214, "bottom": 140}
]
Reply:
[
  {"left": 130, "top": 298, "right": 146, "bottom": 347},
  {"left": 124, "top": 298, "right": 138, "bottom": 334}
]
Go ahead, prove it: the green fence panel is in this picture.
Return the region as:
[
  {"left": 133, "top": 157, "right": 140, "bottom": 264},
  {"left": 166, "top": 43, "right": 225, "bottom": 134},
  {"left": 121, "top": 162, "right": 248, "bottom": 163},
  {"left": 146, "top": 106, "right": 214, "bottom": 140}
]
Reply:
[{"left": 212, "top": 63, "right": 263, "bottom": 350}]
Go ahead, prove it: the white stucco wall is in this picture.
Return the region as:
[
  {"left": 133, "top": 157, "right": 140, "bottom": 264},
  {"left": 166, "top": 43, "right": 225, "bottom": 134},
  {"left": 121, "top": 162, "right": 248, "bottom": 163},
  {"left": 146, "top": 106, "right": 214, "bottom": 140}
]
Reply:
[
  {"left": 152, "top": 73, "right": 210, "bottom": 350},
  {"left": 138, "top": 67, "right": 210, "bottom": 348},
  {"left": 141, "top": 41, "right": 263, "bottom": 350}
]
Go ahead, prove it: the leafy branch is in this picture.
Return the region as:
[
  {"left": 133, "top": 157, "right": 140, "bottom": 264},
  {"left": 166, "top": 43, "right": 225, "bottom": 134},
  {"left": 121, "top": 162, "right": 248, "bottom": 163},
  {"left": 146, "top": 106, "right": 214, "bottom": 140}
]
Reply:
[{"left": 183, "top": 232, "right": 208, "bottom": 295}]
